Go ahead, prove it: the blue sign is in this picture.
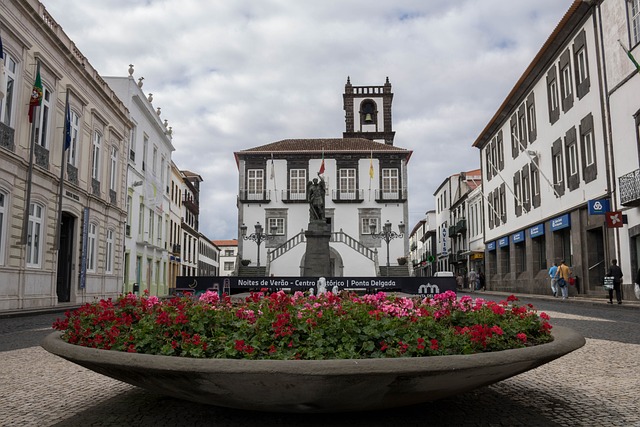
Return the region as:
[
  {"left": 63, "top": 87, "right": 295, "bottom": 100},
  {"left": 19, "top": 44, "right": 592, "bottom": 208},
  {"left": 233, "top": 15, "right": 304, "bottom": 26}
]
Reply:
[
  {"left": 529, "top": 223, "right": 545, "bottom": 238},
  {"left": 487, "top": 241, "right": 496, "bottom": 251},
  {"left": 588, "top": 199, "right": 610, "bottom": 215},
  {"left": 550, "top": 213, "right": 571, "bottom": 231},
  {"left": 512, "top": 231, "right": 525, "bottom": 244},
  {"left": 498, "top": 237, "right": 509, "bottom": 248}
]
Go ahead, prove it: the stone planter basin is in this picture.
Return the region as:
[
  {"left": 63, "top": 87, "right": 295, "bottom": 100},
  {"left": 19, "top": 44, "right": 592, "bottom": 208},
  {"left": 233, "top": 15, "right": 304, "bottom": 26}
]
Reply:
[{"left": 41, "top": 326, "right": 584, "bottom": 413}]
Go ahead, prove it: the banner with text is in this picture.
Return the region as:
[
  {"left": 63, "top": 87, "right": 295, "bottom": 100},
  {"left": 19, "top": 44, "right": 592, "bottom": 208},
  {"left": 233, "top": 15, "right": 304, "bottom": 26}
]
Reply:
[{"left": 173, "top": 276, "right": 457, "bottom": 297}]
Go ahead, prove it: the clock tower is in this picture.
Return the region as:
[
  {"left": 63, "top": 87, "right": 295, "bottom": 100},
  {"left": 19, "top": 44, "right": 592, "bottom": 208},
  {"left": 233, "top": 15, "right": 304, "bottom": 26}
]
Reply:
[{"left": 343, "top": 76, "right": 395, "bottom": 145}]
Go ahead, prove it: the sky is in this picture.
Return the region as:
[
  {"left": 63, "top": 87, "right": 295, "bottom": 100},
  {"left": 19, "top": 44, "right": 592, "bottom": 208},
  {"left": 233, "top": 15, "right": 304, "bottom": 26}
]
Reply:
[{"left": 43, "top": 0, "right": 574, "bottom": 240}]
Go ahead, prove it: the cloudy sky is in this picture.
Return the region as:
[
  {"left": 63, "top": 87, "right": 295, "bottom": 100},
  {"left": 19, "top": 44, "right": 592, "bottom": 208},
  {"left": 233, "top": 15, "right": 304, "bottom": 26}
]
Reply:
[{"left": 43, "top": 0, "right": 573, "bottom": 240}]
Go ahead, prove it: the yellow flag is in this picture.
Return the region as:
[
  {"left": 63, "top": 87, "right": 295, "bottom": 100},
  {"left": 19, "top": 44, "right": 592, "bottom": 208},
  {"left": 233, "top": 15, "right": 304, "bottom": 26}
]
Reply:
[{"left": 369, "top": 152, "right": 374, "bottom": 179}]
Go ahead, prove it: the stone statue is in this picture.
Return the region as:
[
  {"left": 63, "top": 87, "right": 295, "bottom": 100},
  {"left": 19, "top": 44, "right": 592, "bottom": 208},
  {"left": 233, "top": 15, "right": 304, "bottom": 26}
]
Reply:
[{"left": 307, "top": 175, "right": 326, "bottom": 221}]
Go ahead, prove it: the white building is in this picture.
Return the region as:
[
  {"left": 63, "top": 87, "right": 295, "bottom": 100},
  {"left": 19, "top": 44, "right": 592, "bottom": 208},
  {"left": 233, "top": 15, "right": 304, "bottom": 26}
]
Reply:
[
  {"left": 214, "top": 240, "right": 238, "bottom": 276},
  {"left": 167, "top": 161, "right": 183, "bottom": 286},
  {"left": 473, "top": 0, "right": 611, "bottom": 295},
  {"left": 603, "top": 0, "right": 640, "bottom": 295},
  {"left": 198, "top": 235, "right": 219, "bottom": 276},
  {"left": 0, "top": 0, "right": 130, "bottom": 311},
  {"left": 103, "top": 70, "right": 175, "bottom": 296},
  {"left": 235, "top": 78, "right": 411, "bottom": 277}
]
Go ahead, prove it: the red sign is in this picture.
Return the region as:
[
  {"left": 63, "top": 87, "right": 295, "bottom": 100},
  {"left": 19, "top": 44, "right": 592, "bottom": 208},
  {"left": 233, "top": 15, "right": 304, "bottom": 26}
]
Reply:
[{"left": 605, "top": 211, "right": 624, "bottom": 228}]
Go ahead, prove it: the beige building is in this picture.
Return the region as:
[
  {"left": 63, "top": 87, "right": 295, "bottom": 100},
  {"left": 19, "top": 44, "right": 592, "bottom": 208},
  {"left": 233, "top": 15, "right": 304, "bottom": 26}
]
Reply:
[{"left": 0, "top": 0, "right": 130, "bottom": 310}]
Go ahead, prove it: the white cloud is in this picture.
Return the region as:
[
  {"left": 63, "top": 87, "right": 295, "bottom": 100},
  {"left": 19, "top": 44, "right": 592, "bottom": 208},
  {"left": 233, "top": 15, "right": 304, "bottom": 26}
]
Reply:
[{"left": 43, "top": 0, "right": 574, "bottom": 239}]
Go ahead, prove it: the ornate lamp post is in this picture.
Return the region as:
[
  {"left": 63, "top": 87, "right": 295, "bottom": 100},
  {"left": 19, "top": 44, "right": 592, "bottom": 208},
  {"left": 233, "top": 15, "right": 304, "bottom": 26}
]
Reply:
[
  {"left": 240, "top": 222, "right": 276, "bottom": 268},
  {"left": 370, "top": 220, "right": 406, "bottom": 275}
]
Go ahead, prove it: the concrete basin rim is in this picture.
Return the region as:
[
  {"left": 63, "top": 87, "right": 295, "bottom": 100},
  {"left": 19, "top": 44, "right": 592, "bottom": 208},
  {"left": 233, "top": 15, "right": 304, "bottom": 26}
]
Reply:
[{"left": 41, "top": 326, "right": 584, "bottom": 375}]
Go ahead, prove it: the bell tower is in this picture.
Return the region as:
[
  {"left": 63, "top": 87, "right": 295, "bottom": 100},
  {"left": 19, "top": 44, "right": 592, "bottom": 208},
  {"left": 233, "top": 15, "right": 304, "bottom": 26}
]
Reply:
[{"left": 343, "top": 76, "right": 395, "bottom": 145}]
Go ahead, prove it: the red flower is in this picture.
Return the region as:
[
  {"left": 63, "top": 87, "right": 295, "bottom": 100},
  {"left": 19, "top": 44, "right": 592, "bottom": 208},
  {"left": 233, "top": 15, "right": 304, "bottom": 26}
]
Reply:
[
  {"left": 516, "top": 333, "right": 527, "bottom": 343},
  {"left": 430, "top": 339, "right": 439, "bottom": 351},
  {"left": 506, "top": 295, "right": 518, "bottom": 302}
]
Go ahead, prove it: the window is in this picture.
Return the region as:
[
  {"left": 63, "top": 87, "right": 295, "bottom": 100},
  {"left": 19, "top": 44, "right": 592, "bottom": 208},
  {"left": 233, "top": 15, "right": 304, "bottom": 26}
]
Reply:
[
  {"left": 247, "top": 169, "right": 264, "bottom": 199},
  {"left": 629, "top": 0, "right": 640, "bottom": 45},
  {"left": 110, "top": 146, "right": 118, "bottom": 191},
  {"left": 559, "top": 49, "right": 574, "bottom": 112},
  {"left": 34, "top": 85, "right": 52, "bottom": 148},
  {"left": 513, "top": 173, "right": 522, "bottom": 217},
  {"left": 526, "top": 93, "right": 537, "bottom": 143},
  {"left": 361, "top": 217, "right": 379, "bottom": 235},
  {"left": 106, "top": 229, "right": 114, "bottom": 274},
  {"left": 224, "top": 261, "right": 234, "bottom": 271},
  {"left": 129, "top": 125, "right": 137, "bottom": 162},
  {"left": 547, "top": 66, "right": 560, "bottom": 124},
  {"left": 138, "top": 202, "right": 144, "bottom": 238},
  {"left": 224, "top": 249, "right": 234, "bottom": 256},
  {"left": 66, "top": 110, "right": 80, "bottom": 166},
  {"left": 583, "top": 129, "right": 594, "bottom": 166},
  {"left": 152, "top": 146, "right": 158, "bottom": 174},
  {"left": 522, "top": 170, "right": 530, "bottom": 207},
  {"left": 142, "top": 135, "right": 148, "bottom": 171},
  {"left": 518, "top": 105, "right": 527, "bottom": 150},
  {"left": 126, "top": 195, "right": 132, "bottom": 236},
  {"left": 157, "top": 213, "right": 162, "bottom": 243},
  {"left": 289, "top": 169, "right": 307, "bottom": 200},
  {"left": 382, "top": 168, "right": 399, "bottom": 198},
  {"left": 553, "top": 153, "right": 564, "bottom": 184},
  {"left": 339, "top": 168, "right": 356, "bottom": 196},
  {"left": 568, "top": 143, "right": 578, "bottom": 176},
  {"left": 26, "top": 203, "right": 43, "bottom": 267},
  {"left": 268, "top": 217, "right": 285, "bottom": 235},
  {"left": 161, "top": 157, "right": 166, "bottom": 191},
  {"left": 0, "top": 192, "right": 5, "bottom": 265},
  {"left": 87, "top": 223, "right": 96, "bottom": 272},
  {"left": 1, "top": 52, "right": 17, "bottom": 126},
  {"left": 91, "top": 131, "right": 102, "bottom": 180},
  {"left": 148, "top": 209, "right": 154, "bottom": 241}
]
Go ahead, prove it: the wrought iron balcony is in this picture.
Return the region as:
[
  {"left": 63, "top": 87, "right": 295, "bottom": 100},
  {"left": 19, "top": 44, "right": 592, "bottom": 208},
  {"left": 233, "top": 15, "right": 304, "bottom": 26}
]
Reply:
[
  {"left": 619, "top": 169, "right": 640, "bottom": 206},
  {"left": 238, "top": 189, "right": 271, "bottom": 203},
  {"left": 0, "top": 122, "right": 15, "bottom": 152},
  {"left": 374, "top": 188, "right": 408, "bottom": 202},
  {"left": 281, "top": 189, "right": 307, "bottom": 203},
  {"left": 456, "top": 218, "right": 467, "bottom": 233},
  {"left": 331, "top": 189, "right": 364, "bottom": 203}
]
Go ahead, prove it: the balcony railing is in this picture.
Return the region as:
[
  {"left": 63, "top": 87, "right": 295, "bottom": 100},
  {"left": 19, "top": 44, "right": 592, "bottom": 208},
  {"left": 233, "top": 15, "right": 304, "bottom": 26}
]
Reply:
[
  {"left": 331, "top": 189, "right": 364, "bottom": 203},
  {"left": 238, "top": 189, "right": 271, "bottom": 203},
  {"left": 0, "top": 122, "right": 15, "bottom": 152},
  {"left": 374, "top": 188, "right": 408, "bottom": 202},
  {"left": 281, "top": 189, "right": 307, "bottom": 203},
  {"left": 456, "top": 218, "right": 467, "bottom": 233},
  {"left": 619, "top": 169, "right": 640, "bottom": 206},
  {"left": 172, "top": 244, "right": 181, "bottom": 255}
]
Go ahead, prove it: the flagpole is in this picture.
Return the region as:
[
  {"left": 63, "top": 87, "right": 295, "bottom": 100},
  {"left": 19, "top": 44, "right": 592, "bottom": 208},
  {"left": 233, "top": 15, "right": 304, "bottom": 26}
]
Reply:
[
  {"left": 55, "top": 89, "right": 70, "bottom": 251},
  {"left": 21, "top": 61, "right": 41, "bottom": 246}
]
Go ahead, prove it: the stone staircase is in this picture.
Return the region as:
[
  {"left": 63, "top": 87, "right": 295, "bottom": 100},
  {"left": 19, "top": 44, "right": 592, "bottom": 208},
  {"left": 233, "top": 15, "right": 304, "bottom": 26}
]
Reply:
[
  {"left": 237, "top": 265, "right": 267, "bottom": 277},
  {"left": 378, "top": 265, "right": 411, "bottom": 277}
]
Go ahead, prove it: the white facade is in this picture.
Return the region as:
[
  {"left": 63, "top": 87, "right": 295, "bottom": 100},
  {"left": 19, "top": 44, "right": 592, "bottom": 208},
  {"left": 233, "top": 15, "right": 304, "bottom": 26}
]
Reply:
[
  {"left": 104, "top": 72, "right": 174, "bottom": 296},
  {"left": 180, "top": 171, "right": 202, "bottom": 277},
  {"left": 473, "top": 1, "right": 612, "bottom": 295},
  {"left": 236, "top": 141, "right": 410, "bottom": 276},
  {"left": 198, "top": 235, "right": 219, "bottom": 276},
  {"left": 604, "top": 0, "right": 640, "bottom": 289},
  {"left": 214, "top": 240, "right": 238, "bottom": 276}
]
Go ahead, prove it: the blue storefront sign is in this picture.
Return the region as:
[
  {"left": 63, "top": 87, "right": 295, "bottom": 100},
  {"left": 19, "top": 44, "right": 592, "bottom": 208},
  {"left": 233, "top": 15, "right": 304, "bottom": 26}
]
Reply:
[
  {"left": 512, "top": 230, "right": 525, "bottom": 244},
  {"left": 498, "top": 237, "right": 509, "bottom": 248},
  {"left": 588, "top": 199, "right": 610, "bottom": 215},
  {"left": 529, "top": 223, "right": 545, "bottom": 238},
  {"left": 550, "top": 213, "right": 571, "bottom": 231},
  {"left": 487, "top": 241, "right": 496, "bottom": 251}
]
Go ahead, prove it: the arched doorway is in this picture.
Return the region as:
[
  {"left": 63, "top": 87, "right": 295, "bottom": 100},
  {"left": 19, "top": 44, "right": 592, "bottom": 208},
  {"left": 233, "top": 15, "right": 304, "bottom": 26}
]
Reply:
[{"left": 56, "top": 212, "right": 75, "bottom": 302}]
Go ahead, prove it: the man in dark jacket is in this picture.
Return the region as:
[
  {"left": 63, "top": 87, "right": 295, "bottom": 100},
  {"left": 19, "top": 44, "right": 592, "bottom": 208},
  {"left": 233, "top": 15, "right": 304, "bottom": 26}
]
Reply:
[{"left": 607, "top": 259, "right": 623, "bottom": 304}]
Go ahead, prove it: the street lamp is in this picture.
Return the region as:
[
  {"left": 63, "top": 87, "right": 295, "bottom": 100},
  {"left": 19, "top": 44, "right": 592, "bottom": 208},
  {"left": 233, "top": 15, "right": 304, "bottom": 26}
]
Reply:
[
  {"left": 370, "top": 220, "right": 405, "bottom": 276},
  {"left": 240, "top": 221, "right": 276, "bottom": 268}
]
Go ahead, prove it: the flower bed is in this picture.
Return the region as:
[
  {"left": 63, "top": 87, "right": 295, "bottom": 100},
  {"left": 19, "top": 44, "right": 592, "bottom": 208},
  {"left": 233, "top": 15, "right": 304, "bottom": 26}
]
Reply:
[{"left": 53, "top": 290, "right": 553, "bottom": 360}]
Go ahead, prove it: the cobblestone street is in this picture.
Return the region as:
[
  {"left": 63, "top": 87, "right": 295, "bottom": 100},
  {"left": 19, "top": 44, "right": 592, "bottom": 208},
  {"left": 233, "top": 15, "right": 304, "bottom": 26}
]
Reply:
[{"left": 1, "top": 297, "right": 639, "bottom": 426}]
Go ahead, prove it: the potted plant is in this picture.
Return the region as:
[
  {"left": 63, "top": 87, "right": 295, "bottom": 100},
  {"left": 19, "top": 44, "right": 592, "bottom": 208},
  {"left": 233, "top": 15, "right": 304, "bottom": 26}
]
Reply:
[
  {"left": 43, "top": 290, "right": 584, "bottom": 413},
  {"left": 240, "top": 259, "right": 251, "bottom": 266},
  {"left": 397, "top": 256, "right": 407, "bottom": 265}
]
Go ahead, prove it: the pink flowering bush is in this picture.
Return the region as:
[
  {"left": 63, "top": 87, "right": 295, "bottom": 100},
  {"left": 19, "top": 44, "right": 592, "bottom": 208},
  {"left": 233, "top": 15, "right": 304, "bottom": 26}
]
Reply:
[{"left": 52, "top": 290, "right": 553, "bottom": 360}]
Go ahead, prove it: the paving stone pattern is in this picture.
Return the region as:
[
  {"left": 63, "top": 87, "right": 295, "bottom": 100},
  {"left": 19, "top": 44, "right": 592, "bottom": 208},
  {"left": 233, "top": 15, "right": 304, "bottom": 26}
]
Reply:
[{"left": 1, "top": 300, "right": 639, "bottom": 426}]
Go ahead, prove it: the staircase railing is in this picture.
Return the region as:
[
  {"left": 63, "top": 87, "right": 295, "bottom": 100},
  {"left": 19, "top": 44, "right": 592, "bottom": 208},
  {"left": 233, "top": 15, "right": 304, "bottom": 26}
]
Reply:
[
  {"left": 331, "top": 229, "right": 377, "bottom": 262},
  {"left": 267, "top": 230, "right": 306, "bottom": 263}
]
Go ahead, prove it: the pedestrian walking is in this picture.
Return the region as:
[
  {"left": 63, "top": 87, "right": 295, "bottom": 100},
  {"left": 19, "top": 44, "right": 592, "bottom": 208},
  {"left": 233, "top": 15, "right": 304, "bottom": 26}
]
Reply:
[
  {"left": 477, "top": 269, "right": 486, "bottom": 291},
  {"left": 548, "top": 262, "right": 559, "bottom": 297},
  {"left": 556, "top": 260, "right": 572, "bottom": 300},
  {"left": 468, "top": 269, "right": 477, "bottom": 293},
  {"left": 607, "top": 259, "right": 623, "bottom": 304}
]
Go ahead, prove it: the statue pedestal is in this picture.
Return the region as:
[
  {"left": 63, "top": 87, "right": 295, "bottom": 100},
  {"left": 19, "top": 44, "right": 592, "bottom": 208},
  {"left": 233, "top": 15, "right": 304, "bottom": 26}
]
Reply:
[{"left": 303, "top": 220, "right": 331, "bottom": 277}]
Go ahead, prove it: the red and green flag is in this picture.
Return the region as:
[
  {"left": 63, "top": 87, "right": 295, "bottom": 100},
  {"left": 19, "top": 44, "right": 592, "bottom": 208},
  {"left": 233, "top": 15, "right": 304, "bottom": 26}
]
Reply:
[
  {"left": 28, "top": 63, "right": 43, "bottom": 123},
  {"left": 318, "top": 148, "right": 325, "bottom": 175},
  {"left": 619, "top": 39, "right": 640, "bottom": 74}
]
